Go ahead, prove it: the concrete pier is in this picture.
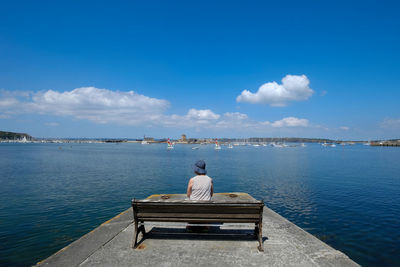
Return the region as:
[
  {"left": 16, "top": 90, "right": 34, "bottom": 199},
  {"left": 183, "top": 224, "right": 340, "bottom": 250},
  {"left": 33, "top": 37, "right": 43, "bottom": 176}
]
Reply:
[{"left": 36, "top": 197, "right": 359, "bottom": 267}]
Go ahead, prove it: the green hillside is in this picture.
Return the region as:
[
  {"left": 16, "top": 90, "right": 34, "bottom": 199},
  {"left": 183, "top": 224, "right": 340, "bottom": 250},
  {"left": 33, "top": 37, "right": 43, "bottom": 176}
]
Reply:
[{"left": 0, "top": 131, "right": 32, "bottom": 140}]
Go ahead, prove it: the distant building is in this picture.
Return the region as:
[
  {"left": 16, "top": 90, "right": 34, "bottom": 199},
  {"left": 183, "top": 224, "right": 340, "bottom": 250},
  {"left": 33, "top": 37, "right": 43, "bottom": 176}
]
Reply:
[{"left": 181, "top": 134, "right": 187, "bottom": 142}]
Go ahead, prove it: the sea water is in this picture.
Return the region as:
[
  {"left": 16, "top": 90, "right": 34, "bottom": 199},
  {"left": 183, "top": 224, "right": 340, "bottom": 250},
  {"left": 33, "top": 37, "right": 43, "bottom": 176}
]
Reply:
[{"left": 0, "top": 143, "right": 399, "bottom": 266}]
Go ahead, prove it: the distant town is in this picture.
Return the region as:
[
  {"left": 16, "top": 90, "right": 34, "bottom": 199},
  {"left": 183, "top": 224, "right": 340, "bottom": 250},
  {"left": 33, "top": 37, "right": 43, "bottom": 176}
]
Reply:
[{"left": 1, "top": 131, "right": 400, "bottom": 147}]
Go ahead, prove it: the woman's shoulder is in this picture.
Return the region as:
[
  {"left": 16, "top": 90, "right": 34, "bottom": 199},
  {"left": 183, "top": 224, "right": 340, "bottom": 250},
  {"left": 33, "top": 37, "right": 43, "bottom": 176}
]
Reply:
[{"left": 192, "top": 175, "right": 212, "bottom": 180}]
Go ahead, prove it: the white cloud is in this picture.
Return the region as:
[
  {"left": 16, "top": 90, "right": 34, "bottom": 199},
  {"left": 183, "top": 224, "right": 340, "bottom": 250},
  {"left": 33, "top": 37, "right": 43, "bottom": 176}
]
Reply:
[
  {"left": 381, "top": 118, "right": 400, "bottom": 129},
  {"left": 0, "top": 87, "right": 170, "bottom": 125},
  {"left": 0, "top": 87, "right": 313, "bottom": 133},
  {"left": 162, "top": 109, "right": 221, "bottom": 128},
  {"left": 236, "top": 74, "right": 314, "bottom": 106},
  {"left": 164, "top": 111, "right": 310, "bottom": 131},
  {"left": 270, "top": 117, "right": 309, "bottom": 128},
  {"left": 340, "top": 126, "right": 350, "bottom": 131},
  {"left": 213, "top": 112, "right": 251, "bottom": 129},
  {"left": 0, "top": 98, "right": 19, "bottom": 108},
  {"left": 186, "top": 109, "right": 220, "bottom": 120},
  {"left": 223, "top": 112, "right": 248, "bottom": 120},
  {"left": 158, "top": 107, "right": 311, "bottom": 131}
]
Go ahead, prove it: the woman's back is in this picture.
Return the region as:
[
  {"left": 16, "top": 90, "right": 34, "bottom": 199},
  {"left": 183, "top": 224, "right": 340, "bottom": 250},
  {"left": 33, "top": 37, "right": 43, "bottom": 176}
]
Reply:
[{"left": 190, "top": 175, "right": 212, "bottom": 201}]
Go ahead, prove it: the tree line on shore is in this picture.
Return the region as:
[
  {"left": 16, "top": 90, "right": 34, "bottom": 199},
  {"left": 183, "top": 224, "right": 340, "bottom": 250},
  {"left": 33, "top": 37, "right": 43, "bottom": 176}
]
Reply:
[{"left": 0, "top": 131, "right": 32, "bottom": 140}]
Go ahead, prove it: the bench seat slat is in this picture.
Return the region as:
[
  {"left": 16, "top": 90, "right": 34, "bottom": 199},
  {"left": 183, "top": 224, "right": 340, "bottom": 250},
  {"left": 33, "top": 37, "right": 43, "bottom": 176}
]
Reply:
[
  {"left": 137, "top": 212, "right": 260, "bottom": 219},
  {"left": 137, "top": 207, "right": 260, "bottom": 214},
  {"left": 135, "top": 203, "right": 262, "bottom": 207},
  {"left": 138, "top": 217, "right": 260, "bottom": 223}
]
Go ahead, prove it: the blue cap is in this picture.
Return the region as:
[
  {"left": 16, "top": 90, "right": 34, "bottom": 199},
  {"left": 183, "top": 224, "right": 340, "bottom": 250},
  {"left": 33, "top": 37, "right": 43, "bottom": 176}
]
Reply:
[{"left": 193, "top": 160, "right": 207, "bottom": 174}]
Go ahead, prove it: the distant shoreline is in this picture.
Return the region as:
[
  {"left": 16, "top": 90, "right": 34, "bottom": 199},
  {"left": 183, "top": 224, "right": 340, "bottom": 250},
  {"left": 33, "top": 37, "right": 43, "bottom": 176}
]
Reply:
[
  {"left": 1, "top": 130, "right": 399, "bottom": 145},
  {"left": 1, "top": 137, "right": 400, "bottom": 146}
]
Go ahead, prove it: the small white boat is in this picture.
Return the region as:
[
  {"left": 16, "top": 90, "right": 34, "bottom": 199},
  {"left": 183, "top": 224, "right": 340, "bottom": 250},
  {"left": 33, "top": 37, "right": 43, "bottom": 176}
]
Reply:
[
  {"left": 322, "top": 142, "right": 336, "bottom": 147},
  {"left": 253, "top": 144, "right": 260, "bottom": 147},
  {"left": 215, "top": 139, "right": 221, "bottom": 150},
  {"left": 141, "top": 135, "right": 149, "bottom": 144},
  {"left": 167, "top": 138, "right": 174, "bottom": 149},
  {"left": 192, "top": 146, "right": 200, "bottom": 150},
  {"left": 301, "top": 143, "right": 306, "bottom": 147},
  {"left": 228, "top": 144, "right": 233, "bottom": 149}
]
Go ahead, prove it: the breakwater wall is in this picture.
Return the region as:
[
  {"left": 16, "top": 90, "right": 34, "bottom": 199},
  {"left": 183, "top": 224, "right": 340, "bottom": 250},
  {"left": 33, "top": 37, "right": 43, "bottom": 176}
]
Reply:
[{"left": 36, "top": 202, "right": 359, "bottom": 266}]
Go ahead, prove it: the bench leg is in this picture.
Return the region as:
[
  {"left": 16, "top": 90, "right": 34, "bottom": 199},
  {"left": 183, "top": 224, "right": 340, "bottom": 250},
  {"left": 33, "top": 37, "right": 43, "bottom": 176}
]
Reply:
[
  {"left": 133, "top": 221, "right": 146, "bottom": 249},
  {"left": 257, "top": 222, "right": 264, "bottom": 252},
  {"left": 254, "top": 223, "right": 259, "bottom": 238},
  {"left": 133, "top": 219, "right": 139, "bottom": 249},
  {"left": 140, "top": 221, "right": 146, "bottom": 235},
  {"left": 139, "top": 225, "right": 146, "bottom": 237}
]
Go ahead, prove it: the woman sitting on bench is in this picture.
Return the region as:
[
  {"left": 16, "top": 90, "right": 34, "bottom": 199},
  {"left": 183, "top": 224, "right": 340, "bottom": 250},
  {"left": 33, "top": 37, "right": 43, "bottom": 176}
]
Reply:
[
  {"left": 187, "top": 160, "right": 214, "bottom": 201},
  {"left": 186, "top": 160, "right": 214, "bottom": 232}
]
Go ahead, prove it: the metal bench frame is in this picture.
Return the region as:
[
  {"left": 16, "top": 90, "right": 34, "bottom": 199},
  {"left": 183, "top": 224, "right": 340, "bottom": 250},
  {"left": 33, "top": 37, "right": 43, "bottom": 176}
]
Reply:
[{"left": 131, "top": 199, "right": 264, "bottom": 251}]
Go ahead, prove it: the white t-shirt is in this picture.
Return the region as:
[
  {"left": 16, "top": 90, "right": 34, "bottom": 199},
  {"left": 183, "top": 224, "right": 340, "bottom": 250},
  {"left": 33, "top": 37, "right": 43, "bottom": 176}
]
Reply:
[{"left": 190, "top": 175, "right": 213, "bottom": 201}]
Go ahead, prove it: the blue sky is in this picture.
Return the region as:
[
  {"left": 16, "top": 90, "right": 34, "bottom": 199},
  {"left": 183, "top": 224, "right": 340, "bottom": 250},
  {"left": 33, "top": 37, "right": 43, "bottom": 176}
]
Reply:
[{"left": 1, "top": 0, "right": 399, "bottom": 139}]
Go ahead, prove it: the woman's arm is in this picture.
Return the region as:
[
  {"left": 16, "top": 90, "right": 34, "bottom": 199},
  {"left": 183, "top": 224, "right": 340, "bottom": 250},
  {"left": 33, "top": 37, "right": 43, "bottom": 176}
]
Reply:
[
  {"left": 187, "top": 178, "right": 193, "bottom": 197},
  {"left": 210, "top": 179, "right": 214, "bottom": 197}
]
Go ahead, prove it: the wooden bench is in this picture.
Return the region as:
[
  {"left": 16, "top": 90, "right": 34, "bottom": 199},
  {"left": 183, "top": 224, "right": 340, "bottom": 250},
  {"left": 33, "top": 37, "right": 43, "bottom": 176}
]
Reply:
[{"left": 131, "top": 193, "right": 265, "bottom": 251}]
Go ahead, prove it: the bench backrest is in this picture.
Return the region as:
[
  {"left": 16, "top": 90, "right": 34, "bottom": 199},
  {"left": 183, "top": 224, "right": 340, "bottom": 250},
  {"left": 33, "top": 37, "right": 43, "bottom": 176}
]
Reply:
[{"left": 132, "top": 201, "right": 264, "bottom": 223}]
